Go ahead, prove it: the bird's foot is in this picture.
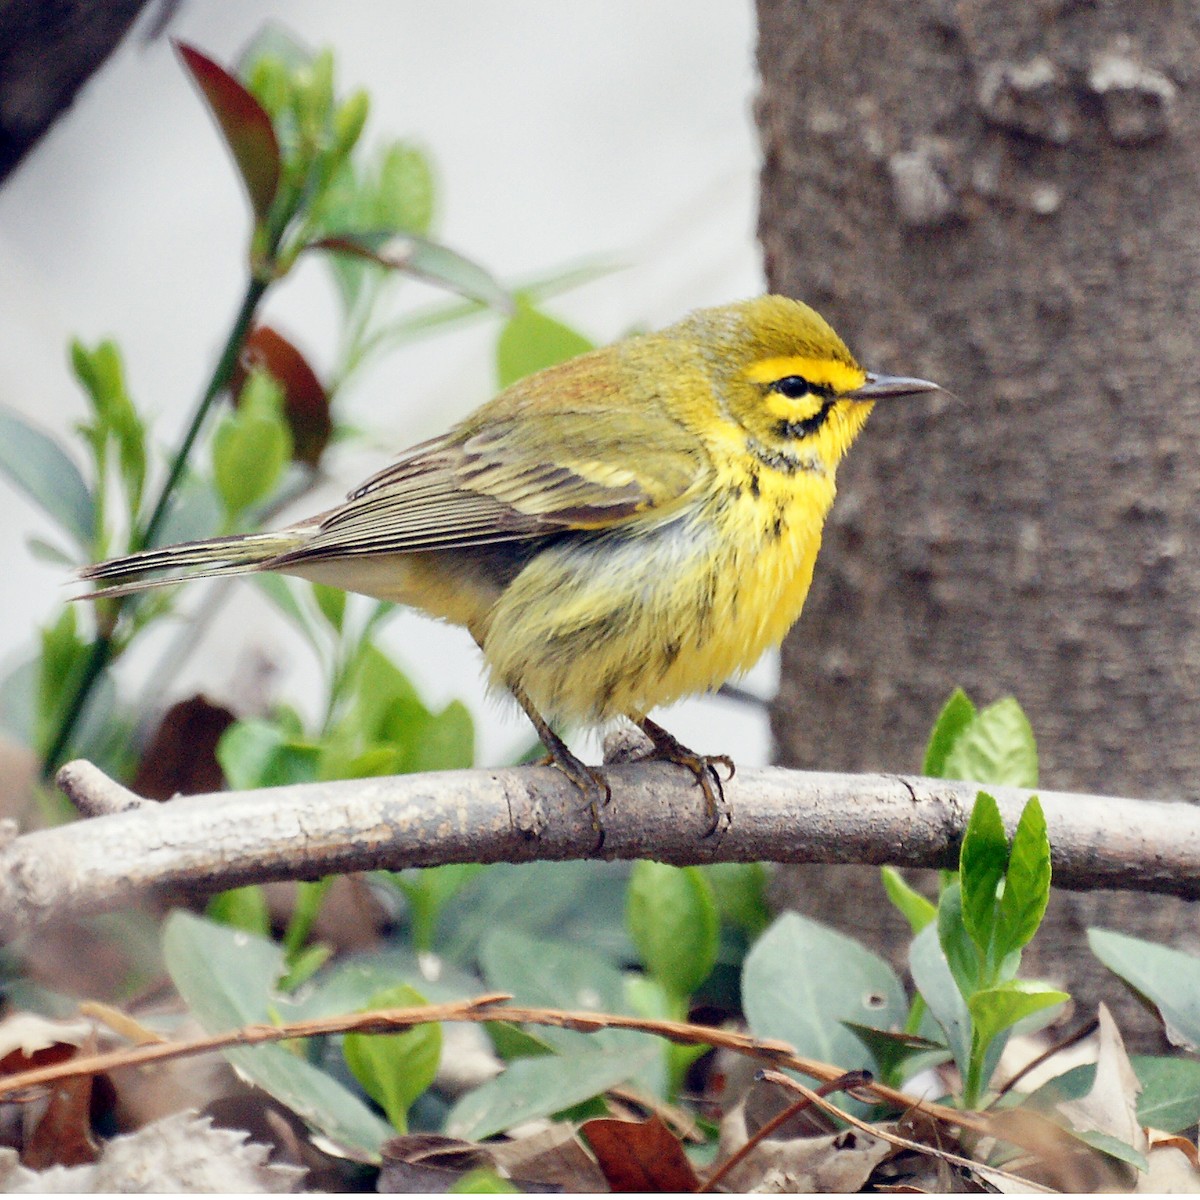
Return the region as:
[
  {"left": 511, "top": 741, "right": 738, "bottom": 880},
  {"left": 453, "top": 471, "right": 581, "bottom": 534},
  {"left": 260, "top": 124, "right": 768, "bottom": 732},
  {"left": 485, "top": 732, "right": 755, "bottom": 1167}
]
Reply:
[
  {"left": 544, "top": 747, "right": 611, "bottom": 848},
  {"left": 513, "top": 684, "right": 610, "bottom": 849},
  {"left": 635, "top": 715, "right": 734, "bottom": 836}
]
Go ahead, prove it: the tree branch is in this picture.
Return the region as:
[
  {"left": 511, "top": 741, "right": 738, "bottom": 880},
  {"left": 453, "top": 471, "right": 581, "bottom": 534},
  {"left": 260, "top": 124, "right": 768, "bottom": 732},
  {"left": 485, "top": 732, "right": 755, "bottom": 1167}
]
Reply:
[{"left": 0, "top": 758, "right": 1196, "bottom": 941}]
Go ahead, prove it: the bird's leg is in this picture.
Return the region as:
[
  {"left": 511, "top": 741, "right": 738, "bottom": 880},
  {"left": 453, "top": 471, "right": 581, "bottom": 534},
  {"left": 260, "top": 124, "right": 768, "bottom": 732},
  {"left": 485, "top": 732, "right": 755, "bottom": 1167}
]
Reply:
[
  {"left": 633, "top": 715, "right": 734, "bottom": 835},
  {"left": 510, "top": 683, "right": 610, "bottom": 844}
]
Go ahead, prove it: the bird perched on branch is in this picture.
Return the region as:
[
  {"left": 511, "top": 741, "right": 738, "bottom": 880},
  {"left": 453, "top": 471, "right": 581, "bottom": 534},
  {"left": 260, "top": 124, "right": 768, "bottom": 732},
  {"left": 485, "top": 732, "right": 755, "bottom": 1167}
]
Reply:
[{"left": 79, "top": 295, "right": 939, "bottom": 834}]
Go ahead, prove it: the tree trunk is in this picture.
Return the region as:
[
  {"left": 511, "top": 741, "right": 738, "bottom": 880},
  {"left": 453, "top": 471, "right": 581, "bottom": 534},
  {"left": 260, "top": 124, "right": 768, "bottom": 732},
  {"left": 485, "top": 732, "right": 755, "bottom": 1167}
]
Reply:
[
  {"left": 0, "top": 0, "right": 156, "bottom": 184},
  {"left": 756, "top": 0, "right": 1200, "bottom": 1046}
]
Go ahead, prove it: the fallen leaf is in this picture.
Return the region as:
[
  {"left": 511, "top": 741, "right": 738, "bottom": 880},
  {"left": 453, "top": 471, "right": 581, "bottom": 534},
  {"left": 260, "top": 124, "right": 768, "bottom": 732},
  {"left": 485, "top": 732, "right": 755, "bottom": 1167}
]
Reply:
[
  {"left": 582, "top": 1114, "right": 700, "bottom": 1192},
  {"left": 716, "top": 1077, "right": 892, "bottom": 1193}
]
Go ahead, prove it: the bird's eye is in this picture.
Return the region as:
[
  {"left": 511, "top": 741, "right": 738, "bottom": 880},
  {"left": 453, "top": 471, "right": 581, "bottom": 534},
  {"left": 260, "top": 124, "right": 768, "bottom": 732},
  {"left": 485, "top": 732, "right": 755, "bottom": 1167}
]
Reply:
[{"left": 772, "top": 375, "right": 811, "bottom": 399}]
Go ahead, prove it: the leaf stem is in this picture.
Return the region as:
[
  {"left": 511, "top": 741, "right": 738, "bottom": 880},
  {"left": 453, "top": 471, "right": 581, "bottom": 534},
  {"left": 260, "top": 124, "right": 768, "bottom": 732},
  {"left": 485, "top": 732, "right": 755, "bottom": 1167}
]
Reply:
[
  {"left": 138, "top": 275, "right": 269, "bottom": 549},
  {"left": 40, "top": 275, "right": 270, "bottom": 779}
]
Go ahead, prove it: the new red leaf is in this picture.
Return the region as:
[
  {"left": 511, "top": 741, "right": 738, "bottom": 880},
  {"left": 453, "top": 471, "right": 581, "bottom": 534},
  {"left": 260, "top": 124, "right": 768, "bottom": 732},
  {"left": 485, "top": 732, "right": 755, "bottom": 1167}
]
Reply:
[
  {"left": 232, "top": 326, "right": 332, "bottom": 466},
  {"left": 176, "top": 41, "right": 281, "bottom": 221}
]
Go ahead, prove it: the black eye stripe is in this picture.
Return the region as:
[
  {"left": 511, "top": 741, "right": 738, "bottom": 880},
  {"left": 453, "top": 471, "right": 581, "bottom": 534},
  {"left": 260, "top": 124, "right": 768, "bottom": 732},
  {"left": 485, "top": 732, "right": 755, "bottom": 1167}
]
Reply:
[{"left": 775, "top": 397, "right": 837, "bottom": 440}]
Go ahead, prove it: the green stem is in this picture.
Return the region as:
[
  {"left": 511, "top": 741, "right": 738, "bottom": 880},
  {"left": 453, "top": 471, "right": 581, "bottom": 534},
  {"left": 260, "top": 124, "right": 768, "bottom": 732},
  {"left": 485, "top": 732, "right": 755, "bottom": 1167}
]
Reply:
[
  {"left": 138, "top": 275, "right": 270, "bottom": 549},
  {"left": 40, "top": 275, "right": 271, "bottom": 779}
]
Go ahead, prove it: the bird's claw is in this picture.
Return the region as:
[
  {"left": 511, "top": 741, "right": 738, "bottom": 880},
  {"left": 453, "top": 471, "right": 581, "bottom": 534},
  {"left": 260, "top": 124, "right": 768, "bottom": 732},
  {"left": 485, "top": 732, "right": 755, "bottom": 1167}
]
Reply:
[
  {"left": 545, "top": 754, "right": 611, "bottom": 851},
  {"left": 635, "top": 717, "right": 734, "bottom": 837}
]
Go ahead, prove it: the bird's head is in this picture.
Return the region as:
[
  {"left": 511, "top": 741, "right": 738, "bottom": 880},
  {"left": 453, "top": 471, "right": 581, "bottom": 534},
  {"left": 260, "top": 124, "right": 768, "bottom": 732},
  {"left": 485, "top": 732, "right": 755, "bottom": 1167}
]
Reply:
[{"left": 682, "top": 295, "right": 940, "bottom": 474}]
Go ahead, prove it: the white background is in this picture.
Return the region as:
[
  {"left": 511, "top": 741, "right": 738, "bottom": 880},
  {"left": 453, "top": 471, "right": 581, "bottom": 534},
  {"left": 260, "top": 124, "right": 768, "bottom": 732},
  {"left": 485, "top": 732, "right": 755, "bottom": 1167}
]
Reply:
[{"left": 0, "top": 1, "right": 773, "bottom": 768}]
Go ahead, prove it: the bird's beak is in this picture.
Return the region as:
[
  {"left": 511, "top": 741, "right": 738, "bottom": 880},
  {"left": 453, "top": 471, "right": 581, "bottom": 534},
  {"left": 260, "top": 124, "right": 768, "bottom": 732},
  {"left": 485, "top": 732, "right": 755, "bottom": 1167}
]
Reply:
[{"left": 847, "top": 371, "right": 942, "bottom": 401}]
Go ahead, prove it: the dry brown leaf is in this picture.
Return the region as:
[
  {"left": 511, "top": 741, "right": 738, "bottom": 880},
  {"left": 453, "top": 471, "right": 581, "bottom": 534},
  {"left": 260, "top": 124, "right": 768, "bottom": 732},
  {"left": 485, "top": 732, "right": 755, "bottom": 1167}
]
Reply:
[
  {"left": 1055, "top": 1004, "right": 1146, "bottom": 1157},
  {"left": 0, "top": 1013, "right": 93, "bottom": 1061},
  {"left": 1138, "top": 1141, "right": 1200, "bottom": 1193},
  {"left": 0, "top": 1111, "right": 305, "bottom": 1192},
  {"left": 1148, "top": 1130, "right": 1200, "bottom": 1169},
  {"left": 378, "top": 1133, "right": 497, "bottom": 1192},
  {"left": 583, "top": 1114, "right": 701, "bottom": 1192},
  {"left": 490, "top": 1123, "right": 609, "bottom": 1192},
  {"left": 716, "top": 1078, "right": 892, "bottom": 1192}
]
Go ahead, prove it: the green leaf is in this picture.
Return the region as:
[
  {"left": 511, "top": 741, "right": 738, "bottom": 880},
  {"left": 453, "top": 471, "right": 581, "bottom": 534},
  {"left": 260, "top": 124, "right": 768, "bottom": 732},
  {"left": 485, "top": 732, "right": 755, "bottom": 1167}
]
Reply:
[
  {"left": 449, "top": 1169, "right": 520, "bottom": 1194},
  {"left": 626, "top": 862, "right": 719, "bottom": 1002},
  {"left": 880, "top": 867, "right": 936, "bottom": 934},
  {"left": 936, "top": 881, "right": 980, "bottom": 996},
  {"left": 345, "top": 643, "right": 423, "bottom": 741},
  {"left": 176, "top": 42, "right": 281, "bottom": 220},
  {"left": 995, "top": 797, "right": 1051, "bottom": 964},
  {"left": 254, "top": 574, "right": 323, "bottom": 649},
  {"left": 155, "top": 470, "right": 223, "bottom": 546},
  {"left": 312, "top": 582, "right": 346, "bottom": 631},
  {"left": 959, "top": 792, "right": 1008, "bottom": 960},
  {"left": 216, "top": 719, "right": 320, "bottom": 790},
  {"left": 71, "top": 339, "right": 146, "bottom": 516},
  {"left": 967, "top": 981, "right": 1068, "bottom": 1056},
  {"left": 445, "top": 1044, "right": 658, "bottom": 1141},
  {"left": 0, "top": 405, "right": 93, "bottom": 549},
  {"left": 941, "top": 697, "right": 1038, "bottom": 789},
  {"left": 1034, "top": 1055, "right": 1200, "bottom": 1135},
  {"left": 309, "top": 232, "right": 510, "bottom": 310},
  {"left": 162, "top": 912, "right": 391, "bottom": 1159},
  {"left": 206, "top": 885, "right": 271, "bottom": 936},
  {"left": 390, "top": 863, "right": 486, "bottom": 951},
  {"left": 1073, "top": 1130, "right": 1148, "bottom": 1173},
  {"left": 213, "top": 372, "right": 292, "bottom": 517},
  {"left": 343, "top": 984, "right": 442, "bottom": 1133},
  {"left": 909, "top": 923, "right": 971, "bottom": 1079},
  {"left": 701, "top": 863, "right": 771, "bottom": 938},
  {"left": 496, "top": 301, "right": 594, "bottom": 388},
  {"left": 479, "top": 928, "right": 626, "bottom": 1056},
  {"left": 841, "top": 1022, "right": 948, "bottom": 1082},
  {"left": 279, "top": 941, "right": 332, "bottom": 992},
  {"left": 435, "top": 861, "right": 633, "bottom": 966},
  {"left": 484, "top": 1021, "right": 557, "bottom": 1061},
  {"left": 405, "top": 701, "right": 475, "bottom": 773},
  {"left": 375, "top": 141, "right": 435, "bottom": 234},
  {"left": 26, "top": 537, "right": 75, "bottom": 567},
  {"left": 1088, "top": 929, "right": 1200, "bottom": 1050},
  {"left": 742, "top": 913, "right": 907, "bottom": 1078},
  {"left": 37, "top": 607, "right": 89, "bottom": 753},
  {"left": 923, "top": 688, "right": 977, "bottom": 777},
  {"left": 332, "top": 90, "right": 370, "bottom": 165}
]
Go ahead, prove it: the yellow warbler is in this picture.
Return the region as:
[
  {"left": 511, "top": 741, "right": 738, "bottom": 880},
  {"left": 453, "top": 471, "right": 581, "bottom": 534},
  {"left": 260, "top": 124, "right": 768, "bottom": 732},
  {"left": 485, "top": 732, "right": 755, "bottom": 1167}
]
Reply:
[{"left": 80, "top": 295, "right": 939, "bottom": 830}]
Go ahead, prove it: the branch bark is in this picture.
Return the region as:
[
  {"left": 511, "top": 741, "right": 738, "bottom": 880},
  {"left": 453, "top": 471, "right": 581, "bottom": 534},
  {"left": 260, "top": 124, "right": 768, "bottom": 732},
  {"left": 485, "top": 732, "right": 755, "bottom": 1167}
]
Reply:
[{"left": 0, "top": 758, "right": 1195, "bottom": 941}]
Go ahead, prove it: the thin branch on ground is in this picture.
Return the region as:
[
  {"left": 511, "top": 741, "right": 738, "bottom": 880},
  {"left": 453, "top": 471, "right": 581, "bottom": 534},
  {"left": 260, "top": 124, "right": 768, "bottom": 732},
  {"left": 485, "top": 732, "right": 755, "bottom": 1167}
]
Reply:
[
  {"left": 1, "top": 757, "right": 1196, "bottom": 939},
  {"left": 0, "top": 993, "right": 986, "bottom": 1134},
  {"left": 698, "top": 1070, "right": 873, "bottom": 1193},
  {"left": 758, "top": 1069, "right": 1056, "bottom": 1194}
]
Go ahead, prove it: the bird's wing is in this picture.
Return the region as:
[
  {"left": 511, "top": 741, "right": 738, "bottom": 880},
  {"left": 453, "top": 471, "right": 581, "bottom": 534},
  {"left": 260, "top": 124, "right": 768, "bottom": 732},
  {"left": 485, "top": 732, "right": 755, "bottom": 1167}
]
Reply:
[{"left": 278, "top": 360, "right": 708, "bottom": 563}]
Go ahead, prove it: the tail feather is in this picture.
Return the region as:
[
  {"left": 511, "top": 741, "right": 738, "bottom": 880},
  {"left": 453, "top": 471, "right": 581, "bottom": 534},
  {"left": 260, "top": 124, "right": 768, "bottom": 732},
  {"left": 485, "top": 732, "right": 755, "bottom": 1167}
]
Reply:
[{"left": 75, "top": 529, "right": 309, "bottom": 600}]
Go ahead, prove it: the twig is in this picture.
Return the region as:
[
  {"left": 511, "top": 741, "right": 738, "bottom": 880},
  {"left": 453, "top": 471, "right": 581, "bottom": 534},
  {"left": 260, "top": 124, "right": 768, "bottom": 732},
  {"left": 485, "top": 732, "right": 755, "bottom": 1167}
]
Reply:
[
  {"left": 698, "top": 1070, "right": 873, "bottom": 1193},
  {"left": 57, "top": 767, "right": 147, "bottom": 817},
  {"left": 3, "top": 759, "right": 1198, "bottom": 940},
  {"left": 993, "top": 1017, "right": 1101, "bottom": 1103},
  {"left": 0, "top": 994, "right": 979, "bottom": 1133},
  {"left": 758, "top": 1069, "right": 1056, "bottom": 1194}
]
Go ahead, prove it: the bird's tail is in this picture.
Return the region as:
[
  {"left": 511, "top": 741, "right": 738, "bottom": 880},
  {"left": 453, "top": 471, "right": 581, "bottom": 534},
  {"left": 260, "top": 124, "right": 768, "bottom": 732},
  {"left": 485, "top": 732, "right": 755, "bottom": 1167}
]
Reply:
[{"left": 75, "top": 528, "right": 310, "bottom": 599}]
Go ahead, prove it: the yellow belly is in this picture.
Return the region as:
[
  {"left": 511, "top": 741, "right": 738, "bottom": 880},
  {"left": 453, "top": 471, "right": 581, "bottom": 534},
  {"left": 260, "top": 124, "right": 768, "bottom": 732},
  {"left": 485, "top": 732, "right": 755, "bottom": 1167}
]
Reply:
[
  {"left": 481, "top": 466, "right": 837, "bottom": 724},
  {"left": 291, "top": 463, "right": 838, "bottom": 727}
]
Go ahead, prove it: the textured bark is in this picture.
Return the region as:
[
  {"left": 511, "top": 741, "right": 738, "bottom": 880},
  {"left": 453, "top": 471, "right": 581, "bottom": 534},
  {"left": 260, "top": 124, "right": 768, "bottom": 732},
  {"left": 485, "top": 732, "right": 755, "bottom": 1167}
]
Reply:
[
  {"left": 0, "top": 0, "right": 155, "bottom": 183},
  {"left": 3, "top": 759, "right": 1197, "bottom": 941},
  {"left": 756, "top": 0, "right": 1200, "bottom": 1044}
]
